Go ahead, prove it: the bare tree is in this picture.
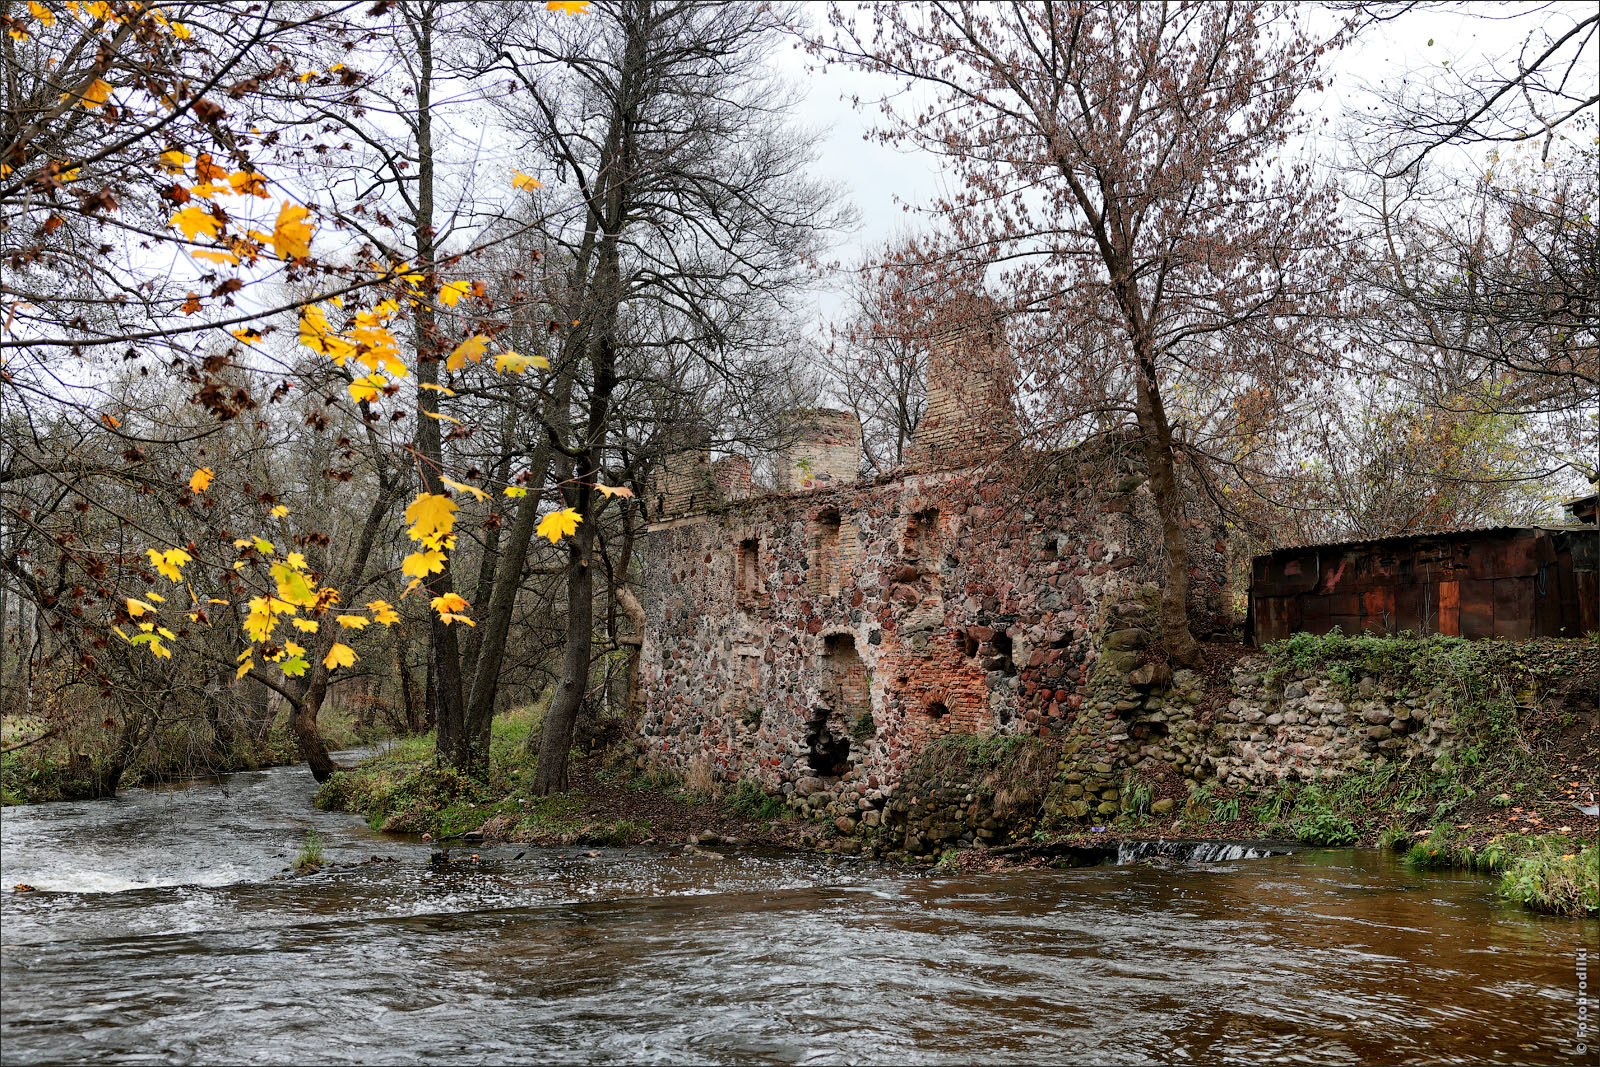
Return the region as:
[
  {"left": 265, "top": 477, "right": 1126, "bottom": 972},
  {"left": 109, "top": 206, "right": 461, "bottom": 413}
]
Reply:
[
  {"left": 487, "top": 0, "right": 845, "bottom": 792},
  {"left": 815, "top": 1, "right": 1348, "bottom": 663}
]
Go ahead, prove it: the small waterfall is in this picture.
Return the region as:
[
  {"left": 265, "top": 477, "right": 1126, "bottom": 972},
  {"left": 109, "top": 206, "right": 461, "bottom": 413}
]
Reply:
[{"left": 1114, "top": 839, "right": 1284, "bottom": 865}]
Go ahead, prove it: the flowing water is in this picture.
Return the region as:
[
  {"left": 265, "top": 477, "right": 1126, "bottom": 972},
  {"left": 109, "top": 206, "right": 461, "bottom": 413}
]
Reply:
[{"left": 2, "top": 755, "right": 1594, "bottom": 1066}]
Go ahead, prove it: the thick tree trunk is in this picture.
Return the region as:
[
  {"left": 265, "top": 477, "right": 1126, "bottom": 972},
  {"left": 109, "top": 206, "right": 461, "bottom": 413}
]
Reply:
[
  {"left": 289, "top": 668, "right": 335, "bottom": 783},
  {"left": 533, "top": 519, "right": 595, "bottom": 794},
  {"left": 464, "top": 433, "right": 559, "bottom": 762},
  {"left": 404, "top": 9, "right": 471, "bottom": 773},
  {"left": 1133, "top": 367, "right": 1201, "bottom": 666},
  {"left": 92, "top": 703, "right": 159, "bottom": 798}
]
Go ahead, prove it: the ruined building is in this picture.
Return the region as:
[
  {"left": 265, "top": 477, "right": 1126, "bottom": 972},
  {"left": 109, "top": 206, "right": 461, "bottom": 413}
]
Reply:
[{"left": 636, "top": 327, "right": 1231, "bottom": 831}]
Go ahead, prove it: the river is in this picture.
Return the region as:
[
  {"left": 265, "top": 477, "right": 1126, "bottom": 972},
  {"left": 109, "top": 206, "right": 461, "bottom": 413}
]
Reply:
[{"left": 1, "top": 754, "right": 1594, "bottom": 1065}]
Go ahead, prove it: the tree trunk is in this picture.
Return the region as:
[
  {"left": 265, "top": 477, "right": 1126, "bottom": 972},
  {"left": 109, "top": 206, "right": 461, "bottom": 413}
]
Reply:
[
  {"left": 616, "top": 584, "right": 647, "bottom": 717},
  {"left": 1133, "top": 365, "right": 1201, "bottom": 666},
  {"left": 404, "top": 7, "right": 471, "bottom": 773},
  {"left": 396, "top": 633, "right": 423, "bottom": 734},
  {"left": 289, "top": 667, "right": 335, "bottom": 783},
  {"left": 463, "top": 425, "right": 563, "bottom": 762},
  {"left": 533, "top": 516, "right": 595, "bottom": 794}
]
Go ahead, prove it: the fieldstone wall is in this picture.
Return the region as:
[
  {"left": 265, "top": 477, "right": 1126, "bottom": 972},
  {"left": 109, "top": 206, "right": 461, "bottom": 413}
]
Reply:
[
  {"left": 635, "top": 435, "right": 1231, "bottom": 829},
  {"left": 1202, "top": 661, "right": 1456, "bottom": 787},
  {"left": 875, "top": 653, "right": 1468, "bottom": 856}
]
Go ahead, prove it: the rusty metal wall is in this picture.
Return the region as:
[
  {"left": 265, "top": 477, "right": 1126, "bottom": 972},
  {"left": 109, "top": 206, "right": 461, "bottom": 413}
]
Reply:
[{"left": 1250, "top": 527, "right": 1598, "bottom": 645}]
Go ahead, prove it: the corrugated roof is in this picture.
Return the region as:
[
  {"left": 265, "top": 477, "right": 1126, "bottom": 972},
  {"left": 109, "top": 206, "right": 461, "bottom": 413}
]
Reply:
[{"left": 1254, "top": 524, "right": 1594, "bottom": 559}]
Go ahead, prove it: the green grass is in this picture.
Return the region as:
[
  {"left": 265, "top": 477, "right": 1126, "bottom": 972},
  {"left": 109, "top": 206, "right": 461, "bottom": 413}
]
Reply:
[
  {"left": 314, "top": 704, "right": 661, "bottom": 845},
  {"left": 1401, "top": 824, "right": 1596, "bottom": 915},
  {"left": 294, "top": 830, "right": 326, "bottom": 872},
  {"left": 315, "top": 705, "right": 546, "bottom": 835},
  {"left": 724, "top": 779, "right": 787, "bottom": 820},
  {"left": 1499, "top": 843, "right": 1598, "bottom": 917}
]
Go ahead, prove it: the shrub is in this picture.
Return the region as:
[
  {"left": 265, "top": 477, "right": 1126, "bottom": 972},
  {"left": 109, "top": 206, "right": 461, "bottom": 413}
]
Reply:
[{"left": 1499, "top": 844, "right": 1599, "bottom": 917}]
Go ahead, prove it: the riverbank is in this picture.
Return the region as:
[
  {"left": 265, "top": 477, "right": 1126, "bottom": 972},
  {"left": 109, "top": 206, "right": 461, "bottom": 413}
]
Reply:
[
  {"left": 315, "top": 633, "right": 1600, "bottom": 921},
  {"left": 8, "top": 761, "right": 1592, "bottom": 1067},
  {"left": 1, "top": 704, "right": 373, "bottom": 806}
]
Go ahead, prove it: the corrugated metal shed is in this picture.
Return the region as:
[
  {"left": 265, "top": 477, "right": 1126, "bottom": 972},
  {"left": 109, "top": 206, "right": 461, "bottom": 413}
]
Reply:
[{"left": 1249, "top": 524, "right": 1598, "bottom": 645}]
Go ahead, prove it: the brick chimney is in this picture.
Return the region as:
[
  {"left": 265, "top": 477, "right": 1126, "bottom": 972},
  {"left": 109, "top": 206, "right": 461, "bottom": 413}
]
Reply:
[
  {"left": 651, "top": 424, "right": 719, "bottom": 518},
  {"left": 711, "top": 455, "right": 755, "bottom": 501},
  {"left": 908, "top": 314, "right": 1018, "bottom": 469},
  {"left": 775, "top": 409, "right": 862, "bottom": 493}
]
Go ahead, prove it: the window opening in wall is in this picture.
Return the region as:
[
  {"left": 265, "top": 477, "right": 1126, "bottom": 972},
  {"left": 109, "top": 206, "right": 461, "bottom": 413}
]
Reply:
[
  {"left": 809, "top": 633, "right": 869, "bottom": 775},
  {"left": 925, "top": 700, "right": 948, "bottom": 721},
  {"left": 736, "top": 538, "right": 760, "bottom": 603},
  {"left": 987, "top": 630, "right": 1015, "bottom": 674},
  {"left": 809, "top": 510, "right": 842, "bottom": 596},
  {"left": 738, "top": 652, "right": 762, "bottom": 730}
]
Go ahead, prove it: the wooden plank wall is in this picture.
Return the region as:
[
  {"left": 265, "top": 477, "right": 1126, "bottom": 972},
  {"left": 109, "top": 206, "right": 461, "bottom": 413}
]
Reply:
[{"left": 1251, "top": 529, "right": 1594, "bottom": 645}]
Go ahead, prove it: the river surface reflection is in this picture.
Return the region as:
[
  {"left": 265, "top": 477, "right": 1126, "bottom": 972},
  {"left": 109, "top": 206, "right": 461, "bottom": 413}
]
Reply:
[{"left": 2, "top": 755, "right": 1593, "bottom": 1065}]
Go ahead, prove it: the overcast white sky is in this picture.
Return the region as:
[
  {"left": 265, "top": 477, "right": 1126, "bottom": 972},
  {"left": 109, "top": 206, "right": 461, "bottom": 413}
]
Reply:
[{"left": 778, "top": 2, "right": 1597, "bottom": 322}]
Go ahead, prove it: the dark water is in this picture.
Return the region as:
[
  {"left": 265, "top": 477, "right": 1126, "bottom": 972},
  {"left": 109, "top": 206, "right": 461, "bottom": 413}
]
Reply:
[{"left": 2, "top": 755, "right": 1595, "bottom": 1066}]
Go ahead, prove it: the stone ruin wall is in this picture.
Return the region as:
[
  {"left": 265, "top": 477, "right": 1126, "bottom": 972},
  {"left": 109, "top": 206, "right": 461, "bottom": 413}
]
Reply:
[{"left": 635, "top": 436, "right": 1233, "bottom": 833}]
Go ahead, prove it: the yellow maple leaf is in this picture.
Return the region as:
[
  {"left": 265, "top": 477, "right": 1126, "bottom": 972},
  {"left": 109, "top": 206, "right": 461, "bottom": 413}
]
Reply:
[
  {"left": 536, "top": 507, "right": 582, "bottom": 544},
  {"left": 437, "top": 612, "right": 475, "bottom": 627},
  {"left": 126, "top": 597, "right": 156, "bottom": 618},
  {"left": 159, "top": 148, "right": 191, "bottom": 174},
  {"left": 440, "top": 280, "right": 472, "bottom": 307},
  {"left": 419, "top": 382, "right": 455, "bottom": 396},
  {"left": 285, "top": 551, "right": 308, "bottom": 570},
  {"left": 349, "top": 374, "right": 386, "bottom": 403},
  {"left": 284, "top": 640, "right": 305, "bottom": 658},
  {"left": 195, "top": 249, "right": 242, "bottom": 266},
  {"left": 292, "top": 618, "right": 319, "bottom": 633},
  {"left": 80, "top": 79, "right": 113, "bottom": 108},
  {"left": 170, "top": 205, "right": 221, "bottom": 241},
  {"left": 367, "top": 600, "right": 401, "bottom": 626},
  {"left": 271, "top": 201, "right": 312, "bottom": 259},
  {"left": 270, "top": 504, "right": 290, "bottom": 517},
  {"left": 28, "top": 1, "right": 55, "bottom": 26},
  {"left": 229, "top": 171, "right": 269, "bottom": 198},
  {"left": 243, "top": 598, "right": 275, "bottom": 643},
  {"left": 504, "top": 486, "right": 528, "bottom": 498},
  {"left": 423, "top": 411, "right": 462, "bottom": 424},
  {"left": 445, "top": 334, "right": 489, "bottom": 371},
  {"left": 441, "top": 477, "right": 489, "bottom": 502},
  {"left": 401, "top": 549, "right": 447, "bottom": 578},
  {"left": 146, "top": 547, "right": 192, "bottom": 582},
  {"left": 236, "top": 658, "right": 254, "bottom": 679},
  {"left": 145, "top": 591, "right": 166, "bottom": 603},
  {"left": 189, "top": 467, "right": 214, "bottom": 493},
  {"left": 494, "top": 350, "right": 548, "bottom": 375},
  {"left": 271, "top": 562, "right": 317, "bottom": 606},
  {"left": 172, "top": 22, "right": 191, "bottom": 38},
  {"left": 403, "top": 493, "right": 457, "bottom": 548},
  {"left": 596, "top": 483, "right": 635, "bottom": 499},
  {"left": 512, "top": 169, "right": 544, "bottom": 190},
  {"left": 336, "top": 614, "right": 370, "bottom": 630},
  {"left": 430, "top": 592, "right": 469, "bottom": 615},
  {"left": 323, "top": 643, "right": 357, "bottom": 670}
]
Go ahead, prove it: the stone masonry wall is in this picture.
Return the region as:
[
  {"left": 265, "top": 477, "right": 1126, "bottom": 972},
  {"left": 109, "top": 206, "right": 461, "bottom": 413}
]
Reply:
[
  {"left": 636, "top": 435, "right": 1231, "bottom": 834},
  {"left": 880, "top": 653, "right": 1467, "bottom": 856}
]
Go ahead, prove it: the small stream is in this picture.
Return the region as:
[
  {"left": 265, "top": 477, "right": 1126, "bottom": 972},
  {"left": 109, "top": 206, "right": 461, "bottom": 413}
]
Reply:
[{"left": 2, "top": 753, "right": 1594, "bottom": 1065}]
